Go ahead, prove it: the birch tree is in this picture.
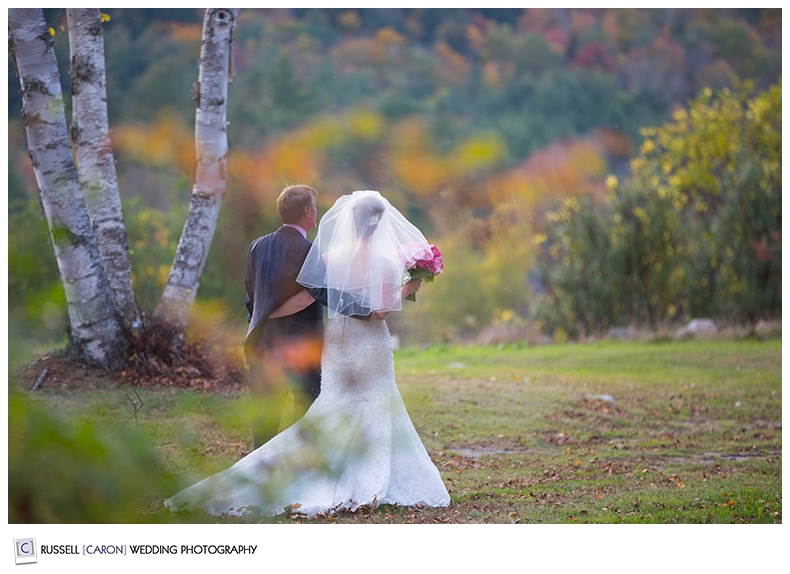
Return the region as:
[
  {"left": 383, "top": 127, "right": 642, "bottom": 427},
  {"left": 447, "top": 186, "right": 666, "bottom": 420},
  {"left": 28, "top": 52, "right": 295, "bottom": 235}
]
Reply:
[
  {"left": 9, "top": 8, "right": 239, "bottom": 370},
  {"left": 8, "top": 8, "right": 128, "bottom": 369},
  {"left": 155, "top": 8, "right": 239, "bottom": 331},
  {"left": 68, "top": 8, "right": 141, "bottom": 331}
]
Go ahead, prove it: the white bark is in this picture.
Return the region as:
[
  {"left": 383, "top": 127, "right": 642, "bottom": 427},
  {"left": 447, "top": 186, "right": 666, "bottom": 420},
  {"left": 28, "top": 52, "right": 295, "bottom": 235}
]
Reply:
[
  {"left": 68, "top": 8, "right": 141, "bottom": 331},
  {"left": 9, "top": 8, "right": 128, "bottom": 369},
  {"left": 155, "top": 8, "right": 239, "bottom": 330}
]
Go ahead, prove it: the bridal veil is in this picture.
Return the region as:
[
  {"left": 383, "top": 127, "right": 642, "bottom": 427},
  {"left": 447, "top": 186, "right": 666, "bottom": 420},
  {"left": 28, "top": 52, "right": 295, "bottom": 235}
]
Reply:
[{"left": 297, "top": 190, "right": 432, "bottom": 318}]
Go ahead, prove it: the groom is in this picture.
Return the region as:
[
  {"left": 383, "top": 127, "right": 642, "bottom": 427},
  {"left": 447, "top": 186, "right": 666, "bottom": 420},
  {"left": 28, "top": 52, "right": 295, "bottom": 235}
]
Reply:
[
  {"left": 245, "top": 185, "right": 376, "bottom": 449},
  {"left": 244, "top": 184, "right": 324, "bottom": 449}
]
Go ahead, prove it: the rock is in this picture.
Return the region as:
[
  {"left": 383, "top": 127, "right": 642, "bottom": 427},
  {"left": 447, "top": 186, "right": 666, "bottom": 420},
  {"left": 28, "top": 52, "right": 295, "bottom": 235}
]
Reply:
[
  {"left": 674, "top": 318, "right": 718, "bottom": 340},
  {"left": 585, "top": 393, "right": 615, "bottom": 403}
]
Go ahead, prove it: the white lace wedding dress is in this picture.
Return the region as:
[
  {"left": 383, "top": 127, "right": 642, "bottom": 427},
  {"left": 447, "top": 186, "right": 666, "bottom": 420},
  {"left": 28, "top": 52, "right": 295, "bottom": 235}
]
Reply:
[{"left": 165, "top": 316, "right": 450, "bottom": 518}]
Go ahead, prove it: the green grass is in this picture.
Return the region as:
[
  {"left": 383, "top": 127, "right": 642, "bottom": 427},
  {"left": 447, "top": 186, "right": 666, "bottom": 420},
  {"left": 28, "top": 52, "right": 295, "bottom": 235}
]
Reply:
[
  {"left": 391, "top": 340, "right": 781, "bottom": 524},
  {"left": 9, "top": 339, "right": 781, "bottom": 524}
]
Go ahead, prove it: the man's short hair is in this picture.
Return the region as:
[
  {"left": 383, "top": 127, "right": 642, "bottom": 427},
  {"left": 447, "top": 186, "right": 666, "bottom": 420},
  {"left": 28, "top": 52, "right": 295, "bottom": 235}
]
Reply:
[{"left": 277, "top": 185, "right": 317, "bottom": 224}]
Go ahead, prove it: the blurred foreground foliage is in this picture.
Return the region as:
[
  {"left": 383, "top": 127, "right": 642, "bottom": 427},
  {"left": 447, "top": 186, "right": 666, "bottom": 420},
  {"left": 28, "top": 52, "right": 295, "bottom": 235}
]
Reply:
[{"left": 8, "top": 388, "right": 179, "bottom": 523}]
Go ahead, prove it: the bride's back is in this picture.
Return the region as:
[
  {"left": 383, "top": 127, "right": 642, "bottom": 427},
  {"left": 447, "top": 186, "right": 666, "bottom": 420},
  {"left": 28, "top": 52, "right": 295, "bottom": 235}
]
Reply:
[{"left": 324, "top": 194, "right": 402, "bottom": 310}]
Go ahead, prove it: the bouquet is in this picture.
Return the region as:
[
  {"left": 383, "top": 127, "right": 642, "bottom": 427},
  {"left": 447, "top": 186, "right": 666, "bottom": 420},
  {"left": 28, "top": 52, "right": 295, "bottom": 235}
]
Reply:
[{"left": 400, "top": 243, "right": 444, "bottom": 301}]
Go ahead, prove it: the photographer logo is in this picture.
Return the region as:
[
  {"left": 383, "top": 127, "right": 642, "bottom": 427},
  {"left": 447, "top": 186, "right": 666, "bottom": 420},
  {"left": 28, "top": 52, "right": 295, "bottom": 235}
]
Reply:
[{"left": 14, "top": 538, "right": 37, "bottom": 564}]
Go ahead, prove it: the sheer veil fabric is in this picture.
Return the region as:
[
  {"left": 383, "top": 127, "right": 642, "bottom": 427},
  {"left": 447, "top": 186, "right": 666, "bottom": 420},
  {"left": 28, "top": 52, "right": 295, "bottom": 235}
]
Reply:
[{"left": 297, "top": 190, "right": 433, "bottom": 318}]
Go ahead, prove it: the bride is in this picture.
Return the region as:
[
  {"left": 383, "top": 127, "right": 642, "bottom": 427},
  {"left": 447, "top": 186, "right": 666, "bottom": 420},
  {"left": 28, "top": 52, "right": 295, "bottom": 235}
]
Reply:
[{"left": 164, "top": 190, "right": 450, "bottom": 518}]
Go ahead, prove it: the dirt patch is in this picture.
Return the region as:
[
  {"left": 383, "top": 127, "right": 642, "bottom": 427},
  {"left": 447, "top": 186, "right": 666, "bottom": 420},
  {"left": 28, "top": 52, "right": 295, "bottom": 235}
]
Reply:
[
  {"left": 15, "top": 320, "right": 247, "bottom": 394},
  {"left": 16, "top": 351, "right": 245, "bottom": 394},
  {"left": 15, "top": 352, "right": 117, "bottom": 392}
]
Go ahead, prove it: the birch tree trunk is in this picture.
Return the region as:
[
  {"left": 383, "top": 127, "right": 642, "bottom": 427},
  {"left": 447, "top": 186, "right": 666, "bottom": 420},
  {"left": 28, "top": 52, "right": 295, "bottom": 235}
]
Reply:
[
  {"left": 68, "top": 8, "right": 141, "bottom": 331},
  {"left": 155, "top": 8, "right": 239, "bottom": 332},
  {"left": 9, "top": 8, "right": 128, "bottom": 369}
]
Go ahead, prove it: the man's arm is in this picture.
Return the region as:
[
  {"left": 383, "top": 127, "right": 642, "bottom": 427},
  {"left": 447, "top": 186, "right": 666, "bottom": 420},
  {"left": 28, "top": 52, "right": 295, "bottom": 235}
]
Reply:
[
  {"left": 269, "top": 285, "right": 381, "bottom": 319},
  {"left": 302, "top": 283, "right": 373, "bottom": 321},
  {"left": 269, "top": 289, "right": 315, "bottom": 319}
]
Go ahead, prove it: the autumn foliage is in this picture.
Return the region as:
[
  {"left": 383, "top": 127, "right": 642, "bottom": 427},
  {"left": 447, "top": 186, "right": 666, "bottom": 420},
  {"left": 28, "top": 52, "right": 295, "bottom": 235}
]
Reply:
[{"left": 7, "top": 8, "right": 782, "bottom": 357}]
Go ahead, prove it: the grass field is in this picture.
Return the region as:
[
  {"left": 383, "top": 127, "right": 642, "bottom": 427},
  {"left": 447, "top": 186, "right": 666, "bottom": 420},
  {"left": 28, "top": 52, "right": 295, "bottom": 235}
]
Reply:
[
  {"left": 396, "top": 339, "right": 782, "bottom": 525},
  {"left": 10, "top": 338, "right": 782, "bottom": 526}
]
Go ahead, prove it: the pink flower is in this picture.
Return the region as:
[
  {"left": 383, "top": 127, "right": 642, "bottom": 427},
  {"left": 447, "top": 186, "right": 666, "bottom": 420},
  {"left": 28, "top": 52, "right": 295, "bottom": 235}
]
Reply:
[
  {"left": 399, "top": 242, "right": 433, "bottom": 268},
  {"left": 415, "top": 244, "right": 443, "bottom": 275},
  {"left": 402, "top": 243, "right": 443, "bottom": 301}
]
